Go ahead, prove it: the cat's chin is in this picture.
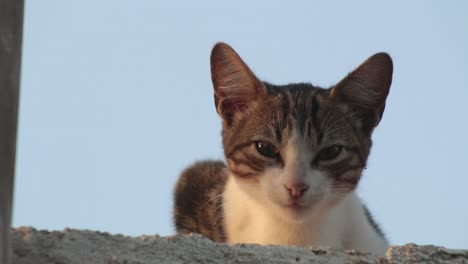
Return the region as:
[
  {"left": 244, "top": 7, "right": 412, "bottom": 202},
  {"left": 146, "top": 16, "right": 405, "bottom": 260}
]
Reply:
[{"left": 276, "top": 203, "right": 315, "bottom": 222}]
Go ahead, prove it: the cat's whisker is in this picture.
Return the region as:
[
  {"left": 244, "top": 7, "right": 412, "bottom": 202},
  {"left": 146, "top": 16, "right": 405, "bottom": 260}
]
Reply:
[{"left": 200, "top": 192, "right": 224, "bottom": 211}]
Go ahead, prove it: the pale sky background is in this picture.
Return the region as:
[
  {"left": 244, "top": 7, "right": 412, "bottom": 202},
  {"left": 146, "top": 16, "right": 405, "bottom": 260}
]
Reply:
[{"left": 13, "top": 1, "right": 467, "bottom": 249}]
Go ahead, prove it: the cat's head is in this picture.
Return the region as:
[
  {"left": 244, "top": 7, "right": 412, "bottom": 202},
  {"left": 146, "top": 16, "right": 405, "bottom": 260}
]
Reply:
[{"left": 210, "top": 43, "right": 392, "bottom": 221}]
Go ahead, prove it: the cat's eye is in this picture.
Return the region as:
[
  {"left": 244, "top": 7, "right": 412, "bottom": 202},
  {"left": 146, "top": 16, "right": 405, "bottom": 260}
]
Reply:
[
  {"left": 255, "top": 141, "right": 280, "bottom": 159},
  {"left": 317, "top": 145, "right": 343, "bottom": 161}
]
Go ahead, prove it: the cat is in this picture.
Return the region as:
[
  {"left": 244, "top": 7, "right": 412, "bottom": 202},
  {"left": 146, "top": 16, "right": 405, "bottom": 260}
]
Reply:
[{"left": 173, "top": 42, "right": 392, "bottom": 256}]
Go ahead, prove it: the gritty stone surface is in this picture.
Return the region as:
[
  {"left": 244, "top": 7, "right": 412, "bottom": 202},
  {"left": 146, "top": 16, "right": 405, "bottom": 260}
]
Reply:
[{"left": 10, "top": 226, "right": 468, "bottom": 264}]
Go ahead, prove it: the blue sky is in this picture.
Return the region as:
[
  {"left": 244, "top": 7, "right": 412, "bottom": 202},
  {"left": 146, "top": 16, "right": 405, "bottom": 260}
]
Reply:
[{"left": 14, "top": 1, "right": 468, "bottom": 249}]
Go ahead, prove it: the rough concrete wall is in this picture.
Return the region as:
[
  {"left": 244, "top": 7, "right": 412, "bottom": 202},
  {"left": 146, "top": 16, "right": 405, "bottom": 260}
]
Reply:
[{"left": 11, "top": 227, "right": 468, "bottom": 264}]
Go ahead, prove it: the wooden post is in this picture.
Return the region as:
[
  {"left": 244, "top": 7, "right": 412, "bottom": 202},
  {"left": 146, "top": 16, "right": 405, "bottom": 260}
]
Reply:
[{"left": 0, "top": 0, "right": 24, "bottom": 263}]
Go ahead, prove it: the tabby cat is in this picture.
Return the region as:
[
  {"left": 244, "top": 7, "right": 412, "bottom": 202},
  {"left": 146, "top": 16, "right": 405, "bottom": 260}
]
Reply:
[{"left": 173, "top": 42, "right": 392, "bottom": 255}]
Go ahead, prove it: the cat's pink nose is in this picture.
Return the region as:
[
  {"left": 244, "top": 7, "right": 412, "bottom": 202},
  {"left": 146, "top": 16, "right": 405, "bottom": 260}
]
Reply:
[{"left": 284, "top": 183, "right": 309, "bottom": 198}]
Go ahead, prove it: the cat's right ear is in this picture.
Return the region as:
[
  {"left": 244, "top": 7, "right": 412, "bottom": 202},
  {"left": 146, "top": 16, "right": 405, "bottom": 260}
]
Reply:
[
  {"left": 210, "top": 43, "right": 266, "bottom": 125},
  {"left": 329, "top": 53, "right": 393, "bottom": 134}
]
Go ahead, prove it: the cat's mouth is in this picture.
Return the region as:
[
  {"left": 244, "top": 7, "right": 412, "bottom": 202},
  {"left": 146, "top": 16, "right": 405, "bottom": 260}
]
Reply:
[
  {"left": 280, "top": 197, "right": 323, "bottom": 214},
  {"left": 283, "top": 201, "right": 309, "bottom": 211},
  {"left": 278, "top": 201, "right": 313, "bottom": 221}
]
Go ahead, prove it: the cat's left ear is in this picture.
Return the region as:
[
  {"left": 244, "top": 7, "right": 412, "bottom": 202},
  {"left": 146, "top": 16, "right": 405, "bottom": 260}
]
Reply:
[
  {"left": 329, "top": 52, "right": 393, "bottom": 132},
  {"left": 210, "top": 43, "right": 266, "bottom": 126}
]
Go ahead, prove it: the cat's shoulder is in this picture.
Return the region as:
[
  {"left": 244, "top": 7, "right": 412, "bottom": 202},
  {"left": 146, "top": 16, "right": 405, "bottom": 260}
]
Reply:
[
  {"left": 175, "top": 160, "right": 227, "bottom": 191},
  {"left": 173, "top": 160, "right": 228, "bottom": 241}
]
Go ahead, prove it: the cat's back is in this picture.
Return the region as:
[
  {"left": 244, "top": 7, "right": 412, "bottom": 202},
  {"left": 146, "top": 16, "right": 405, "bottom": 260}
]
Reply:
[{"left": 173, "top": 160, "right": 227, "bottom": 242}]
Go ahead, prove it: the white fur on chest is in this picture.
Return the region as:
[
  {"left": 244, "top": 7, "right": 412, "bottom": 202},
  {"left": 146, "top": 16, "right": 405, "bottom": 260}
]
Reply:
[{"left": 222, "top": 175, "right": 389, "bottom": 255}]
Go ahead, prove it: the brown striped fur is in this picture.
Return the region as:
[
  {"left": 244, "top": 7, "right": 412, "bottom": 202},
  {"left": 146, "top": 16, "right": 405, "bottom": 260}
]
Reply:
[
  {"left": 173, "top": 160, "right": 227, "bottom": 242},
  {"left": 173, "top": 43, "right": 392, "bottom": 247}
]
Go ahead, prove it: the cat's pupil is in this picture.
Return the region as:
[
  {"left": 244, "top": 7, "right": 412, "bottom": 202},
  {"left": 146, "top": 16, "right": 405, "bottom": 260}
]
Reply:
[
  {"left": 255, "top": 141, "right": 279, "bottom": 159},
  {"left": 317, "top": 145, "right": 342, "bottom": 161}
]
